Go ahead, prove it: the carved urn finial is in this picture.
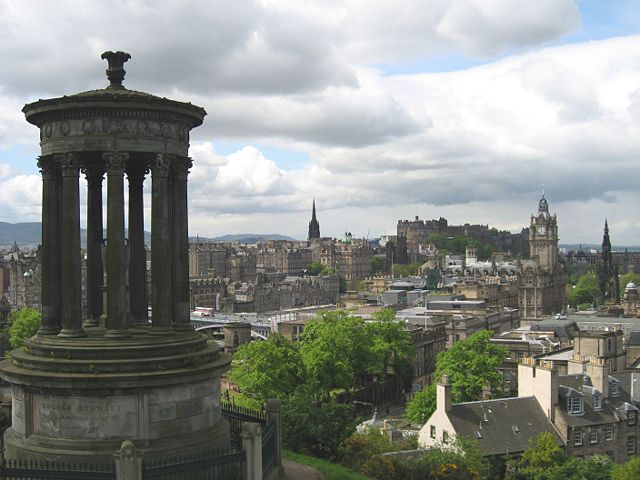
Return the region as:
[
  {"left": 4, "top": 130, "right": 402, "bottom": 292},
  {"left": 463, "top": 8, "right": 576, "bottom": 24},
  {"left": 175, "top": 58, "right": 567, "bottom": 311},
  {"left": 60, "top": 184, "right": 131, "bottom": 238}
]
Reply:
[{"left": 101, "top": 51, "right": 131, "bottom": 90}]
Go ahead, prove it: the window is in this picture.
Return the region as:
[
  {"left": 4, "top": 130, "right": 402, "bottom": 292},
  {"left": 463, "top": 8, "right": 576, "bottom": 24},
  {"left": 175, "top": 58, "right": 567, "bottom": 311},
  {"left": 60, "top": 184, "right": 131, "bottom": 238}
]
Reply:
[
  {"left": 604, "top": 424, "right": 613, "bottom": 441},
  {"left": 627, "top": 435, "right": 636, "bottom": 455},
  {"left": 590, "top": 426, "right": 598, "bottom": 444},
  {"left": 443, "top": 431, "right": 449, "bottom": 443},
  {"left": 609, "top": 379, "right": 620, "bottom": 397},
  {"left": 568, "top": 396, "right": 583, "bottom": 415},
  {"left": 574, "top": 427, "right": 583, "bottom": 447},
  {"left": 606, "top": 451, "right": 614, "bottom": 461},
  {"left": 430, "top": 425, "right": 436, "bottom": 439},
  {"left": 629, "top": 411, "right": 637, "bottom": 426},
  {"left": 593, "top": 394, "right": 602, "bottom": 411}
]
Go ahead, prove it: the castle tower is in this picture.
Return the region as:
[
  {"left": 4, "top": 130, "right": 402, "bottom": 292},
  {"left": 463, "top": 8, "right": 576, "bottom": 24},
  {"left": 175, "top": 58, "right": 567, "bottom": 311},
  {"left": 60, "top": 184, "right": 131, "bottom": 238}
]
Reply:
[
  {"left": 0, "top": 52, "right": 231, "bottom": 465},
  {"left": 308, "top": 199, "right": 320, "bottom": 240}
]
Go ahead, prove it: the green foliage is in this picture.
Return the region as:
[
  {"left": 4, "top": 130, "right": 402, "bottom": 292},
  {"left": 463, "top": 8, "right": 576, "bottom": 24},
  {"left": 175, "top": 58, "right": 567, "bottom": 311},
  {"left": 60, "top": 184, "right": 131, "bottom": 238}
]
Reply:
[
  {"left": 231, "top": 309, "right": 413, "bottom": 459},
  {"left": 613, "top": 456, "right": 640, "bottom": 480},
  {"left": 283, "top": 387, "right": 357, "bottom": 460},
  {"left": 425, "top": 234, "right": 494, "bottom": 260},
  {"left": 405, "top": 383, "right": 436, "bottom": 423},
  {"left": 518, "top": 431, "right": 566, "bottom": 476},
  {"left": 367, "top": 309, "right": 415, "bottom": 382},
  {"left": 568, "top": 271, "right": 600, "bottom": 308},
  {"left": 360, "top": 438, "right": 488, "bottom": 480},
  {"left": 340, "top": 430, "right": 395, "bottom": 472},
  {"left": 230, "top": 334, "right": 304, "bottom": 402},
  {"left": 509, "top": 432, "right": 613, "bottom": 480},
  {"left": 305, "top": 261, "right": 335, "bottom": 276},
  {"left": 406, "top": 330, "right": 508, "bottom": 422},
  {"left": 371, "top": 256, "right": 385, "bottom": 274},
  {"left": 392, "top": 261, "right": 423, "bottom": 277},
  {"left": 300, "top": 311, "right": 373, "bottom": 394},
  {"left": 7, "top": 307, "right": 41, "bottom": 350}
]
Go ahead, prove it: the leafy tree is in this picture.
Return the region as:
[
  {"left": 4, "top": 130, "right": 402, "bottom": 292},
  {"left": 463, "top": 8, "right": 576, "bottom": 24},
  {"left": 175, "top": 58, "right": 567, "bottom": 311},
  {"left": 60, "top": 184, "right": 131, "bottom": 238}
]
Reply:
[
  {"left": 371, "top": 256, "right": 385, "bottom": 274},
  {"left": 283, "top": 387, "right": 357, "bottom": 460},
  {"left": 392, "top": 261, "right": 423, "bottom": 277},
  {"left": 305, "top": 261, "right": 323, "bottom": 276},
  {"left": 509, "top": 432, "right": 612, "bottom": 480},
  {"left": 405, "top": 384, "right": 436, "bottom": 424},
  {"left": 230, "top": 333, "right": 304, "bottom": 402},
  {"left": 7, "top": 307, "right": 41, "bottom": 350},
  {"left": 517, "top": 431, "right": 566, "bottom": 477},
  {"left": 366, "top": 309, "right": 415, "bottom": 383},
  {"left": 568, "top": 271, "right": 600, "bottom": 308},
  {"left": 613, "top": 456, "right": 640, "bottom": 480},
  {"left": 406, "top": 330, "right": 508, "bottom": 422},
  {"left": 299, "top": 310, "right": 373, "bottom": 395}
]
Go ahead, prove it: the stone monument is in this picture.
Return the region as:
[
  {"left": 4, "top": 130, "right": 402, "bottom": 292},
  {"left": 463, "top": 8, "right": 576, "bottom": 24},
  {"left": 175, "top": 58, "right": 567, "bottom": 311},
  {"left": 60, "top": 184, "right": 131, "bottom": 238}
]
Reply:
[{"left": 0, "top": 52, "right": 231, "bottom": 462}]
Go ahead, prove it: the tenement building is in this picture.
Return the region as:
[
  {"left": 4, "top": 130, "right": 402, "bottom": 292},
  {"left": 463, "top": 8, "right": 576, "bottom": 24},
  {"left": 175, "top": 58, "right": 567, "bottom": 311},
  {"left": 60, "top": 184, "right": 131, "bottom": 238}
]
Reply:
[{"left": 519, "top": 195, "right": 566, "bottom": 321}]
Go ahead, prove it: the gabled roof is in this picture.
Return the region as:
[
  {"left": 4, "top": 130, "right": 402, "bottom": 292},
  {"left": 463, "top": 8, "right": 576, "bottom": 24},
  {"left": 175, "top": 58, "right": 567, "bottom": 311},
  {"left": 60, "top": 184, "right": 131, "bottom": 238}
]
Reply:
[{"left": 448, "top": 396, "right": 562, "bottom": 456}]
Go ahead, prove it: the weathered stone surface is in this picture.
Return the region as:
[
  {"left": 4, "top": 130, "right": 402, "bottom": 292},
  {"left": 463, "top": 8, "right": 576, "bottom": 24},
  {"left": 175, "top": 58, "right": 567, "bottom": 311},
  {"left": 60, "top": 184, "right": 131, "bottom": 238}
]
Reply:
[{"left": 33, "top": 395, "right": 138, "bottom": 439}]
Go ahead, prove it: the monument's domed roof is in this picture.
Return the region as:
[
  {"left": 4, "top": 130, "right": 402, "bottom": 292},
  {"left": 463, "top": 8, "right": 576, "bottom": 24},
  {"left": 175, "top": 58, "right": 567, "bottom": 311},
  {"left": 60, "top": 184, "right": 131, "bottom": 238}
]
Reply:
[{"left": 626, "top": 282, "right": 637, "bottom": 290}]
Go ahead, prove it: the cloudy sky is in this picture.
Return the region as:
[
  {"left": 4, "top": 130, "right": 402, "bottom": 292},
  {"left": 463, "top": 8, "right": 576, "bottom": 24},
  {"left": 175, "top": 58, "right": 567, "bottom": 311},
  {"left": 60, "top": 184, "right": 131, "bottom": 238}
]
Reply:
[{"left": 1, "top": 0, "right": 639, "bottom": 245}]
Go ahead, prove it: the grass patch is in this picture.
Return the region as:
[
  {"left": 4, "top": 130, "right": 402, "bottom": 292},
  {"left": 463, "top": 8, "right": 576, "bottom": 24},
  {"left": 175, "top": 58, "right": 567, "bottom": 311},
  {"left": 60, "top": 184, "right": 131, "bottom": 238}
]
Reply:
[{"left": 283, "top": 450, "right": 369, "bottom": 480}]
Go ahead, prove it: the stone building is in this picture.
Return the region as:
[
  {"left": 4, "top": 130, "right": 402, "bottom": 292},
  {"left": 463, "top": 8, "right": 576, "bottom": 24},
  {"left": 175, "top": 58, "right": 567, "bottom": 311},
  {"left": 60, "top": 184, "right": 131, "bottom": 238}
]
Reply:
[
  {"left": 519, "top": 195, "right": 566, "bottom": 321},
  {"left": 316, "top": 236, "right": 373, "bottom": 289},
  {"left": 623, "top": 282, "right": 640, "bottom": 317},
  {"left": 597, "top": 220, "right": 620, "bottom": 303},
  {"left": 256, "top": 241, "right": 312, "bottom": 275},
  {"left": 420, "top": 355, "right": 640, "bottom": 463},
  {"left": 307, "top": 199, "right": 320, "bottom": 241}
]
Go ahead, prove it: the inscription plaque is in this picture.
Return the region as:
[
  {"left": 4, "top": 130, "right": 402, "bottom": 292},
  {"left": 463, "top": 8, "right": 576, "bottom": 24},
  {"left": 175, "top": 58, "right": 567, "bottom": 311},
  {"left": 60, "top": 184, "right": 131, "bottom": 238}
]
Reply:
[{"left": 33, "top": 395, "right": 138, "bottom": 439}]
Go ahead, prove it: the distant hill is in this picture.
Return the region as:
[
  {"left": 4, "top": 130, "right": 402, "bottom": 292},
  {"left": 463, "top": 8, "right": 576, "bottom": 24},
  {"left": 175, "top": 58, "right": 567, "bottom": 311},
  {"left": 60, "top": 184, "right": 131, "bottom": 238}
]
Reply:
[
  {"left": 190, "top": 233, "right": 297, "bottom": 244},
  {"left": 560, "top": 243, "right": 640, "bottom": 252},
  {"left": 0, "top": 222, "right": 41, "bottom": 247},
  {"left": 0, "top": 222, "right": 295, "bottom": 248}
]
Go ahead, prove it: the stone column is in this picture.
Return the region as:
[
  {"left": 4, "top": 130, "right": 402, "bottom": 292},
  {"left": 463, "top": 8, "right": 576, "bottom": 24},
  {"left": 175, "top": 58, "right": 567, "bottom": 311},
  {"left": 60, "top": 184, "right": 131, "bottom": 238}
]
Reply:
[
  {"left": 127, "top": 162, "right": 149, "bottom": 326},
  {"left": 104, "top": 152, "right": 130, "bottom": 338},
  {"left": 150, "top": 154, "right": 173, "bottom": 334},
  {"left": 37, "top": 156, "right": 61, "bottom": 335},
  {"left": 58, "top": 153, "right": 85, "bottom": 338},
  {"left": 171, "top": 157, "right": 193, "bottom": 331},
  {"left": 82, "top": 163, "right": 105, "bottom": 328}
]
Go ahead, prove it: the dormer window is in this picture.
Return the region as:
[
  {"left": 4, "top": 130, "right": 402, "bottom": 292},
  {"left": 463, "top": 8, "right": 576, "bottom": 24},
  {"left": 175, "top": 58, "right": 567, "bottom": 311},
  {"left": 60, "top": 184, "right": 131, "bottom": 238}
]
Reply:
[
  {"left": 609, "top": 378, "right": 620, "bottom": 397},
  {"left": 629, "top": 411, "right": 637, "bottom": 426},
  {"left": 593, "top": 393, "right": 602, "bottom": 411},
  {"left": 568, "top": 396, "right": 584, "bottom": 415}
]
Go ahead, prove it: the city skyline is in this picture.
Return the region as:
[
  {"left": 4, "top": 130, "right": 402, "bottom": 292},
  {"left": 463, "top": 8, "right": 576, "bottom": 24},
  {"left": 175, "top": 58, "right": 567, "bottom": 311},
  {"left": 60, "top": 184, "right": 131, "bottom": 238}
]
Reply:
[{"left": 1, "top": 1, "right": 639, "bottom": 243}]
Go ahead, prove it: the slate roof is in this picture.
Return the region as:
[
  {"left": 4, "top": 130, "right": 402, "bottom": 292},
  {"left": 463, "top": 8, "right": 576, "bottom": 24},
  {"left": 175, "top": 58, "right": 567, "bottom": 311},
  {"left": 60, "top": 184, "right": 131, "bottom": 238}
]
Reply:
[
  {"left": 626, "top": 330, "right": 640, "bottom": 347},
  {"left": 447, "top": 396, "right": 562, "bottom": 456},
  {"left": 555, "top": 373, "right": 634, "bottom": 427}
]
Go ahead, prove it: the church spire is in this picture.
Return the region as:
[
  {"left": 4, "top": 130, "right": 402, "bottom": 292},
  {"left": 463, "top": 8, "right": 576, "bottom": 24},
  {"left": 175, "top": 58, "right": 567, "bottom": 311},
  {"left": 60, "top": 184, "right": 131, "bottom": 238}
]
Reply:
[{"left": 308, "top": 199, "right": 320, "bottom": 241}]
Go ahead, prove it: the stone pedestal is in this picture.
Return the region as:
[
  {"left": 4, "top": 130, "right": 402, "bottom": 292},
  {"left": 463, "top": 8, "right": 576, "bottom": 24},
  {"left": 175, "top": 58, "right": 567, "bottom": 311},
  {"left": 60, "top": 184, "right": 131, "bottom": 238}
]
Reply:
[{"left": 1, "top": 331, "right": 230, "bottom": 462}]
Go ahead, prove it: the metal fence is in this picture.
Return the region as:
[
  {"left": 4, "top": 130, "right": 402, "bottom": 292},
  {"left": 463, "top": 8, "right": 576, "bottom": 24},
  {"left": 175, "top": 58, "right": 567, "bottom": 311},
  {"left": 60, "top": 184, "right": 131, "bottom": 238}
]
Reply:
[
  {"left": 222, "top": 402, "right": 267, "bottom": 450},
  {"left": 0, "top": 458, "right": 116, "bottom": 480},
  {"left": 261, "top": 421, "right": 277, "bottom": 478},
  {"left": 143, "top": 448, "right": 245, "bottom": 480}
]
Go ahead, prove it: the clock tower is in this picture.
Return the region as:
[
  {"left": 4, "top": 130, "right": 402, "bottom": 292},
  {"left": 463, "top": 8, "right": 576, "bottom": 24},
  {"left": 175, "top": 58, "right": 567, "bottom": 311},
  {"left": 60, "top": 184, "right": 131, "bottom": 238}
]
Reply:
[
  {"left": 519, "top": 194, "right": 566, "bottom": 321},
  {"left": 529, "top": 194, "right": 558, "bottom": 269}
]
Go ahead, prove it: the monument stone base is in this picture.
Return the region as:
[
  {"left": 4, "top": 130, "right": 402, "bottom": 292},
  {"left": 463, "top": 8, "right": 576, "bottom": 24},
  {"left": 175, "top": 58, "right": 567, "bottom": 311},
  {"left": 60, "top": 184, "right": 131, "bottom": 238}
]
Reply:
[{"left": 0, "top": 328, "right": 231, "bottom": 463}]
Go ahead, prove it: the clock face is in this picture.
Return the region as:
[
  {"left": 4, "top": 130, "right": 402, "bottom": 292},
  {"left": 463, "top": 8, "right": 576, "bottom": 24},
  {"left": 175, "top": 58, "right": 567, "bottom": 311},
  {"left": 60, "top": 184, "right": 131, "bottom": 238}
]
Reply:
[{"left": 537, "top": 225, "right": 547, "bottom": 235}]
